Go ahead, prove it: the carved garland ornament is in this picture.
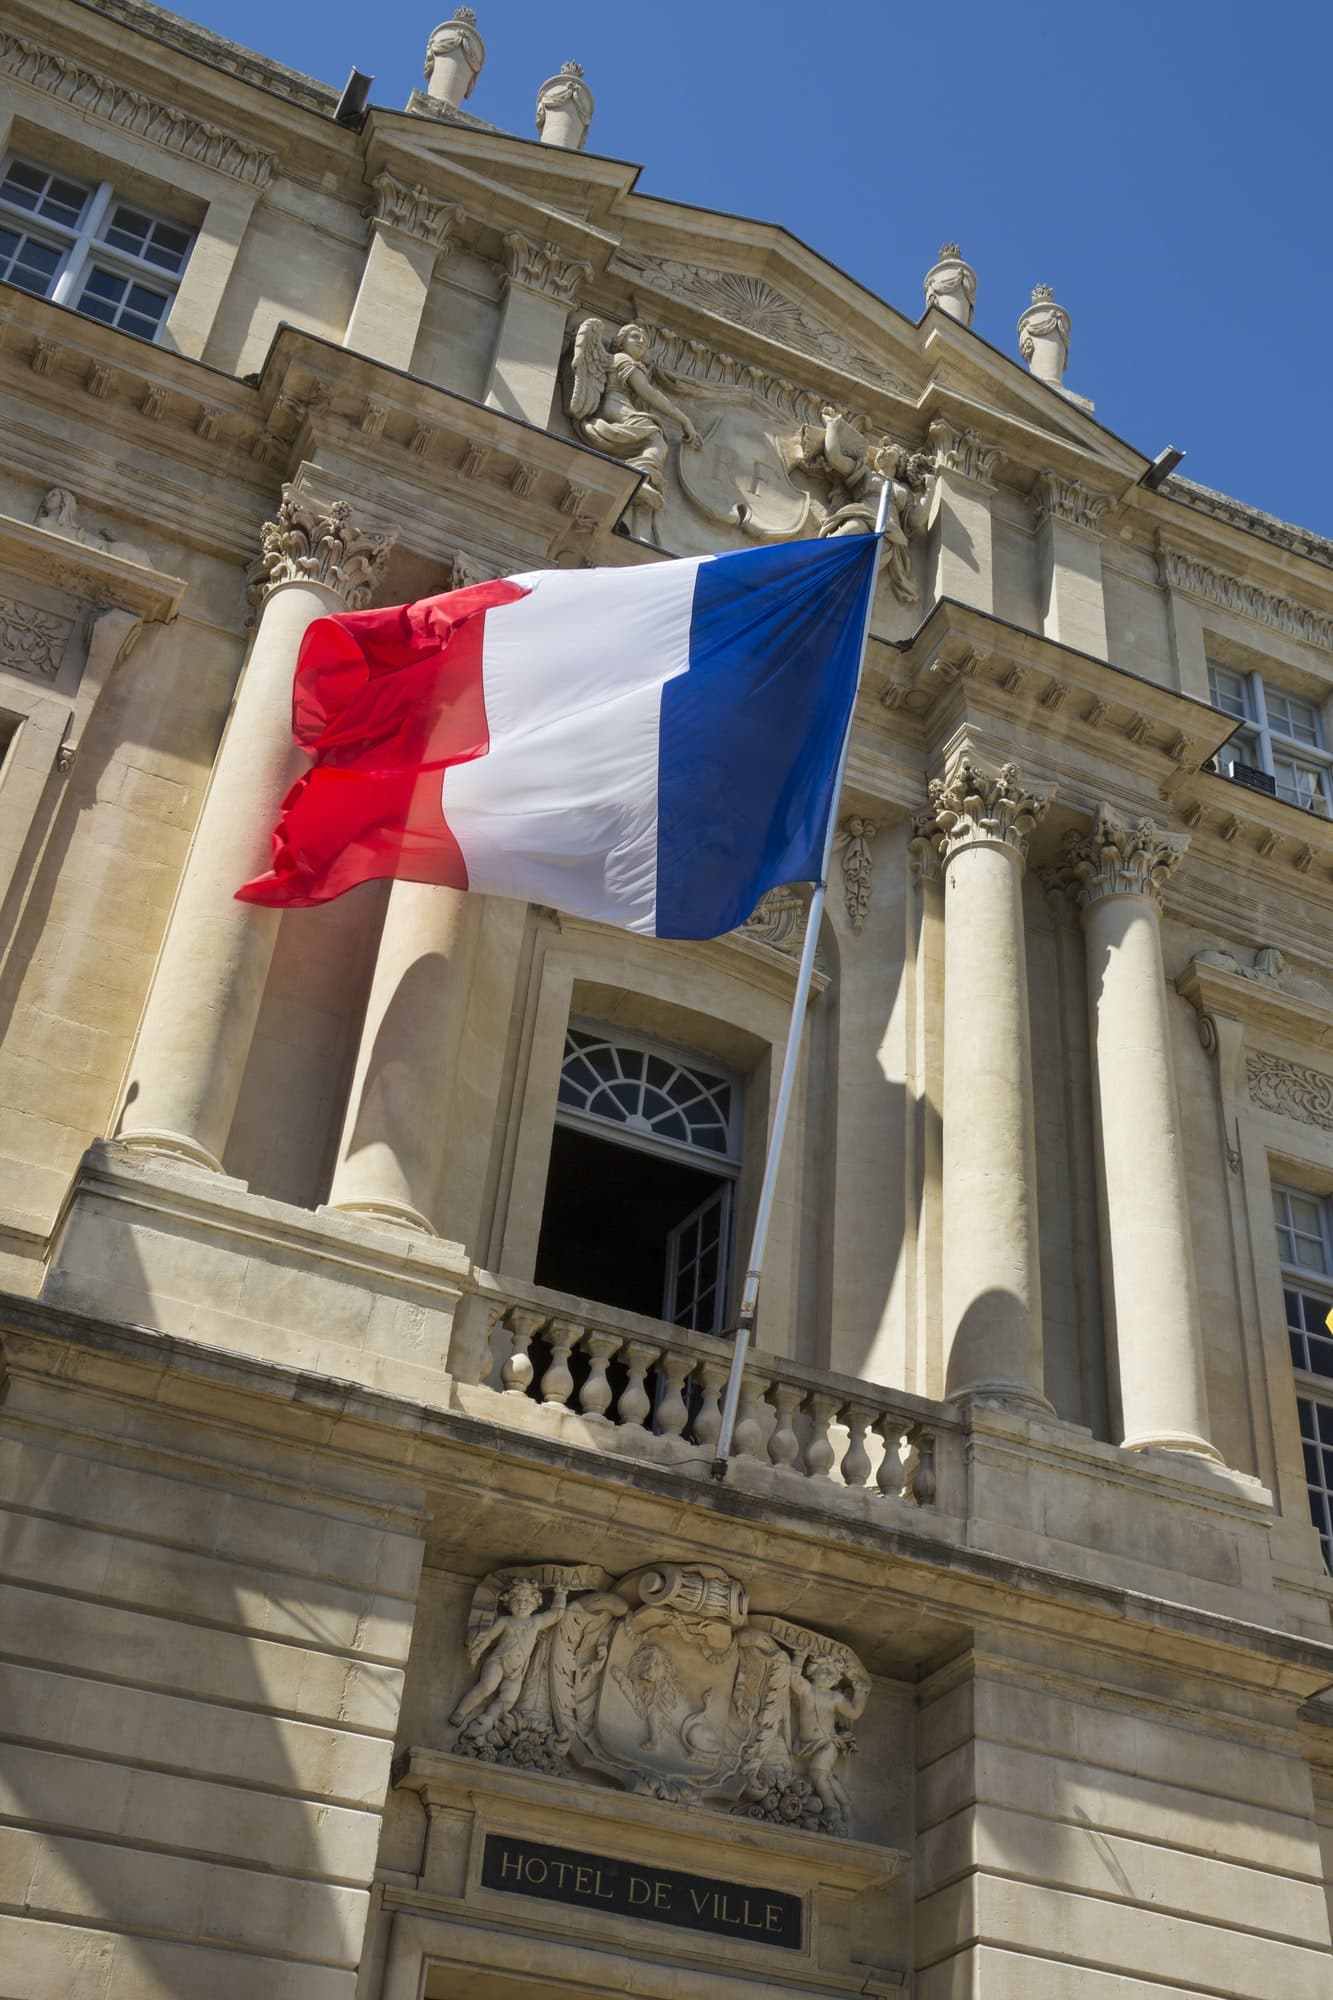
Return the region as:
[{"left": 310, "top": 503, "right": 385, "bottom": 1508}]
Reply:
[
  {"left": 836, "top": 816, "right": 879, "bottom": 933},
  {"left": 447, "top": 1562, "right": 870, "bottom": 1837},
  {"left": 0, "top": 594, "right": 73, "bottom": 679},
  {"left": 0, "top": 30, "right": 274, "bottom": 188},
  {"left": 1246, "top": 1052, "right": 1333, "bottom": 1132},
  {"left": 920, "top": 754, "right": 1049, "bottom": 863},
  {"left": 246, "top": 488, "right": 396, "bottom": 611}
]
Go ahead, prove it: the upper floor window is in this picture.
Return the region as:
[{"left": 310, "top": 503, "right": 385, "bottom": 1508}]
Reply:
[
  {"left": 1274, "top": 1182, "right": 1333, "bottom": 1571},
  {"left": 0, "top": 156, "right": 193, "bottom": 344},
  {"left": 535, "top": 1025, "right": 742, "bottom": 1335},
  {"left": 1208, "top": 663, "right": 1333, "bottom": 813}
]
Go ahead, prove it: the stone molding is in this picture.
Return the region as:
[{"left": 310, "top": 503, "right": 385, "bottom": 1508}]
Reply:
[
  {"left": 1164, "top": 475, "right": 1333, "bottom": 573},
  {"left": 1158, "top": 543, "right": 1333, "bottom": 653},
  {"left": 1047, "top": 806, "right": 1187, "bottom": 914},
  {"left": 368, "top": 172, "right": 461, "bottom": 252},
  {"left": 623, "top": 255, "right": 908, "bottom": 393},
  {"left": 928, "top": 418, "right": 1001, "bottom": 487},
  {"left": 246, "top": 487, "right": 395, "bottom": 612},
  {"left": 836, "top": 815, "right": 879, "bottom": 933},
  {"left": 502, "top": 231, "right": 592, "bottom": 304},
  {"left": 1032, "top": 471, "right": 1113, "bottom": 532},
  {"left": 1246, "top": 1050, "right": 1333, "bottom": 1131},
  {"left": 920, "top": 753, "right": 1049, "bottom": 864},
  {"left": 0, "top": 28, "right": 275, "bottom": 188}
]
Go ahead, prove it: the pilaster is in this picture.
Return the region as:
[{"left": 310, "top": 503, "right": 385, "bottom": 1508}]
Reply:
[
  {"left": 345, "top": 173, "right": 462, "bottom": 372},
  {"left": 925, "top": 420, "right": 1000, "bottom": 614},
  {"left": 484, "top": 231, "right": 592, "bottom": 427},
  {"left": 1032, "top": 471, "right": 1112, "bottom": 659}
]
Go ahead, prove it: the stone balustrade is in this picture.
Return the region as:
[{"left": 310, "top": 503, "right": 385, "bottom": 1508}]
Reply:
[{"left": 450, "top": 1277, "right": 956, "bottom": 1512}]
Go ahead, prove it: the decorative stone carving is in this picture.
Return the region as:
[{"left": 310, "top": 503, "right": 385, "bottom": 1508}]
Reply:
[
  {"left": 425, "top": 7, "right": 485, "bottom": 107},
  {"left": 1031, "top": 472, "right": 1113, "bottom": 531},
  {"left": 623, "top": 257, "right": 908, "bottom": 393},
  {"left": 0, "top": 29, "right": 274, "bottom": 187},
  {"left": 1157, "top": 544, "right": 1333, "bottom": 653},
  {"left": 908, "top": 811, "right": 944, "bottom": 885},
  {"left": 245, "top": 487, "right": 395, "bottom": 612},
  {"left": 835, "top": 816, "right": 878, "bottom": 932},
  {"left": 367, "top": 172, "right": 461, "bottom": 252},
  {"left": 34, "top": 486, "right": 151, "bottom": 567},
  {"left": 790, "top": 410, "right": 931, "bottom": 602},
  {"left": 0, "top": 593, "right": 72, "bottom": 679},
  {"left": 1058, "top": 806, "right": 1186, "bottom": 911},
  {"left": 924, "top": 243, "right": 976, "bottom": 327},
  {"left": 1247, "top": 1051, "right": 1333, "bottom": 1131},
  {"left": 927, "top": 418, "right": 1001, "bottom": 487},
  {"left": 502, "top": 232, "right": 592, "bottom": 305},
  {"left": 921, "top": 754, "right": 1049, "bottom": 863},
  {"left": 738, "top": 887, "right": 808, "bottom": 955},
  {"left": 1018, "top": 284, "right": 1070, "bottom": 384},
  {"left": 447, "top": 1561, "right": 870, "bottom": 1835},
  {"left": 569, "top": 319, "right": 701, "bottom": 543},
  {"left": 536, "top": 60, "right": 594, "bottom": 150}
]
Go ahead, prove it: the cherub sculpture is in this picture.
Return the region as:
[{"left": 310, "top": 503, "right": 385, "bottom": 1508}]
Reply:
[
  {"left": 449, "top": 1577, "right": 567, "bottom": 1740},
  {"left": 789, "top": 1648, "right": 868, "bottom": 1830},
  {"left": 792, "top": 410, "right": 931, "bottom": 606},
  {"left": 568, "top": 319, "right": 700, "bottom": 543}
]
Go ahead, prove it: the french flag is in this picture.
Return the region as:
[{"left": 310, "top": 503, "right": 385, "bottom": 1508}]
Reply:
[{"left": 236, "top": 534, "right": 877, "bottom": 940}]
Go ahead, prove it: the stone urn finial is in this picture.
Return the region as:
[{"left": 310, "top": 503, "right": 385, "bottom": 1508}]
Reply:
[
  {"left": 425, "top": 7, "right": 486, "bottom": 107},
  {"left": 924, "top": 242, "right": 977, "bottom": 328},
  {"left": 537, "top": 59, "right": 594, "bottom": 149},
  {"left": 1017, "top": 282, "right": 1074, "bottom": 392}
]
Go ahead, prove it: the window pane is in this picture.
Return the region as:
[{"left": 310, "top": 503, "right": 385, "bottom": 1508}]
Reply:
[
  {"left": 1297, "top": 1395, "right": 1333, "bottom": 1572},
  {"left": 1207, "top": 664, "right": 1250, "bottom": 719},
  {"left": 1, "top": 159, "right": 89, "bottom": 229},
  {"left": 1264, "top": 686, "right": 1322, "bottom": 747},
  {"left": 102, "top": 204, "right": 152, "bottom": 257},
  {"left": 0, "top": 225, "right": 62, "bottom": 296},
  {"left": 1272, "top": 757, "right": 1324, "bottom": 809},
  {"left": 75, "top": 265, "right": 169, "bottom": 339}
]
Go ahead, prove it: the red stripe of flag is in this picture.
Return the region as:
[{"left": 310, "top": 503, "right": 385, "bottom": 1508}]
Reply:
[{"left": 237, "top": 577, "right": 527, "bottom": 908}]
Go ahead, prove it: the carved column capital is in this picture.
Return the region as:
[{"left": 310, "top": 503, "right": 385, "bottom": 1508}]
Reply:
[
  {"left": 927, "top": 418, "right": 1001, "bottom": 487},
  {"left": 502, "top": 230, "right": 592, "bottom": 305},
  {"left": 921, "top": 753, "right": 1050, "bottom": 866},
  {"left": 1061, "top": 805, "right": 1187, "bottom": 912},
  {"left": 246, "top": 487, "right": 396, "bottom": 612},
  {"left": 367, "top": 171, "right": 462, "bottom": 253},
  {"left": 1031, "top": 471, "right": 1113, "bottom": 531}
]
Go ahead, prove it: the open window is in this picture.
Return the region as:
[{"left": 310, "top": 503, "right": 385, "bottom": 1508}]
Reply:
[{"left": 534, "top": 1024, "right": 741, "bottom": 1334}]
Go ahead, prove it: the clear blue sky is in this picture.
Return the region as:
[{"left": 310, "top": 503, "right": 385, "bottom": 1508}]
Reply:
[{"left": 179, "top": 0, "right": 1332, "bottom": 536}]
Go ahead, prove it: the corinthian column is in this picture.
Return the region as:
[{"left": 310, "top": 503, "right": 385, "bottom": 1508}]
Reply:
[
  {"left": 1062, "top": 808, "right": 1220, "bottom": 1458},
  {"left": 118, "top": 489, "right": 393, "bottom": 1171},
  {"left": 924, "top": 752, "right": 1052, "bottom": 1412}
]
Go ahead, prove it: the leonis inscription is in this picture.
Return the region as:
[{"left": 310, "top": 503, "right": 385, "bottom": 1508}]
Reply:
[{"left": 480, "top": 1832, "right": 803, "bottom": 1949}]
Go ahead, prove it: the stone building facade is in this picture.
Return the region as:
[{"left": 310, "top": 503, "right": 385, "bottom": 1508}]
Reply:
[{"left": 1, "top": 4, "right": 1332, "bottom": 1996}]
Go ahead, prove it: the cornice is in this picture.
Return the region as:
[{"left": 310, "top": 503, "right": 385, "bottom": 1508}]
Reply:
[
  {"left": 0, "top": 514, "right": 185, "bottom": 623},
  {"left": 1168, "top": 768, "right": 1333, "bottom": 892},
  {"left": 1175, "top": 957, "right": 1333, "bottom": 1058},
  {"left": 1163, "top": 474, "right": 1333, "bottom": 576},
  {"left": 0, "top": 23, "right": 275, "bottom": 188},
  {"left": 65, "top": 0, "right": 337, "bottom": 116}
]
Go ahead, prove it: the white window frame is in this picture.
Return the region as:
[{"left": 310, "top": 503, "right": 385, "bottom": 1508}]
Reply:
[
  {"left": 1209, "top": 662, "right": 1333, "bottom": 812},
  {"left": 1273, "top": 1181, "right": 1333, "bottom": 1573},
  {"left": 0, "top": 152, "right": 194, "bottom": 344}
]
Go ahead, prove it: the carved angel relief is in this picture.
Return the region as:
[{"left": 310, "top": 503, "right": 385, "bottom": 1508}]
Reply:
[
  {"left": 567, "top": 320, "right": 701, "bottom": 544},
  {"left": 448, "top": 1561, "right": 869, "bottom": 1836}
]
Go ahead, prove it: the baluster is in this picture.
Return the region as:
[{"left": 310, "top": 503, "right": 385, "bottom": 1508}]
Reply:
[
  {"left": 803, "top": 1392, "right": 840, "bottom": 1481},
  {"left": 539, "top": 1317, "right": 579, "bottom": 1405},
  {"left": 732, "top": 1370, "right": 769, "bottom": 1460},
  {"left": 501, "top": 1307, "right": 543, "bottom": 1395},
  {"left": 768, "top": 1381, "right": 803, "bottom": 1470},
  {"left": 840, "top": 1402, "right": 874, "bottom": 1489},
  {"left": 909, "top": 1426, "right": 937, "bottom": 1506},
  {"left": 618, "top": 1340, "right": 657, "bottom": 1429},
  {"left": 578, "top": 1330, "right": 620, "bottom": 1419},
  {"left": 876, "top": 1417, "right": 908, "bottom": 1499},
  {"left": 691, "top": 1358, "right": 729, "bottom": 1453},
  {"left": 654, "top": 1351, "right": 692, "bottom": 1439}
]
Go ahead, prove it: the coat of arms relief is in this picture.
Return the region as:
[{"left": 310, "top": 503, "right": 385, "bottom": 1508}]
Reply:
[
  {"left": 447, "top": 1561, "right": 870, "bottom": 1837},
  {"left": 565, "top": 313, "right": 931, "bottom": 593}
]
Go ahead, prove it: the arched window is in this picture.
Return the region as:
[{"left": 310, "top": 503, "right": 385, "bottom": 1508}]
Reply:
[{"left": 535, "top": 1023, "right": 742, "bottom": 1335}]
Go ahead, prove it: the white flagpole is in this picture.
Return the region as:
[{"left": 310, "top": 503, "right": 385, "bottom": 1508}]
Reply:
[{"left": 711, "top": 478, "right": 889, "bottom": 1478}]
